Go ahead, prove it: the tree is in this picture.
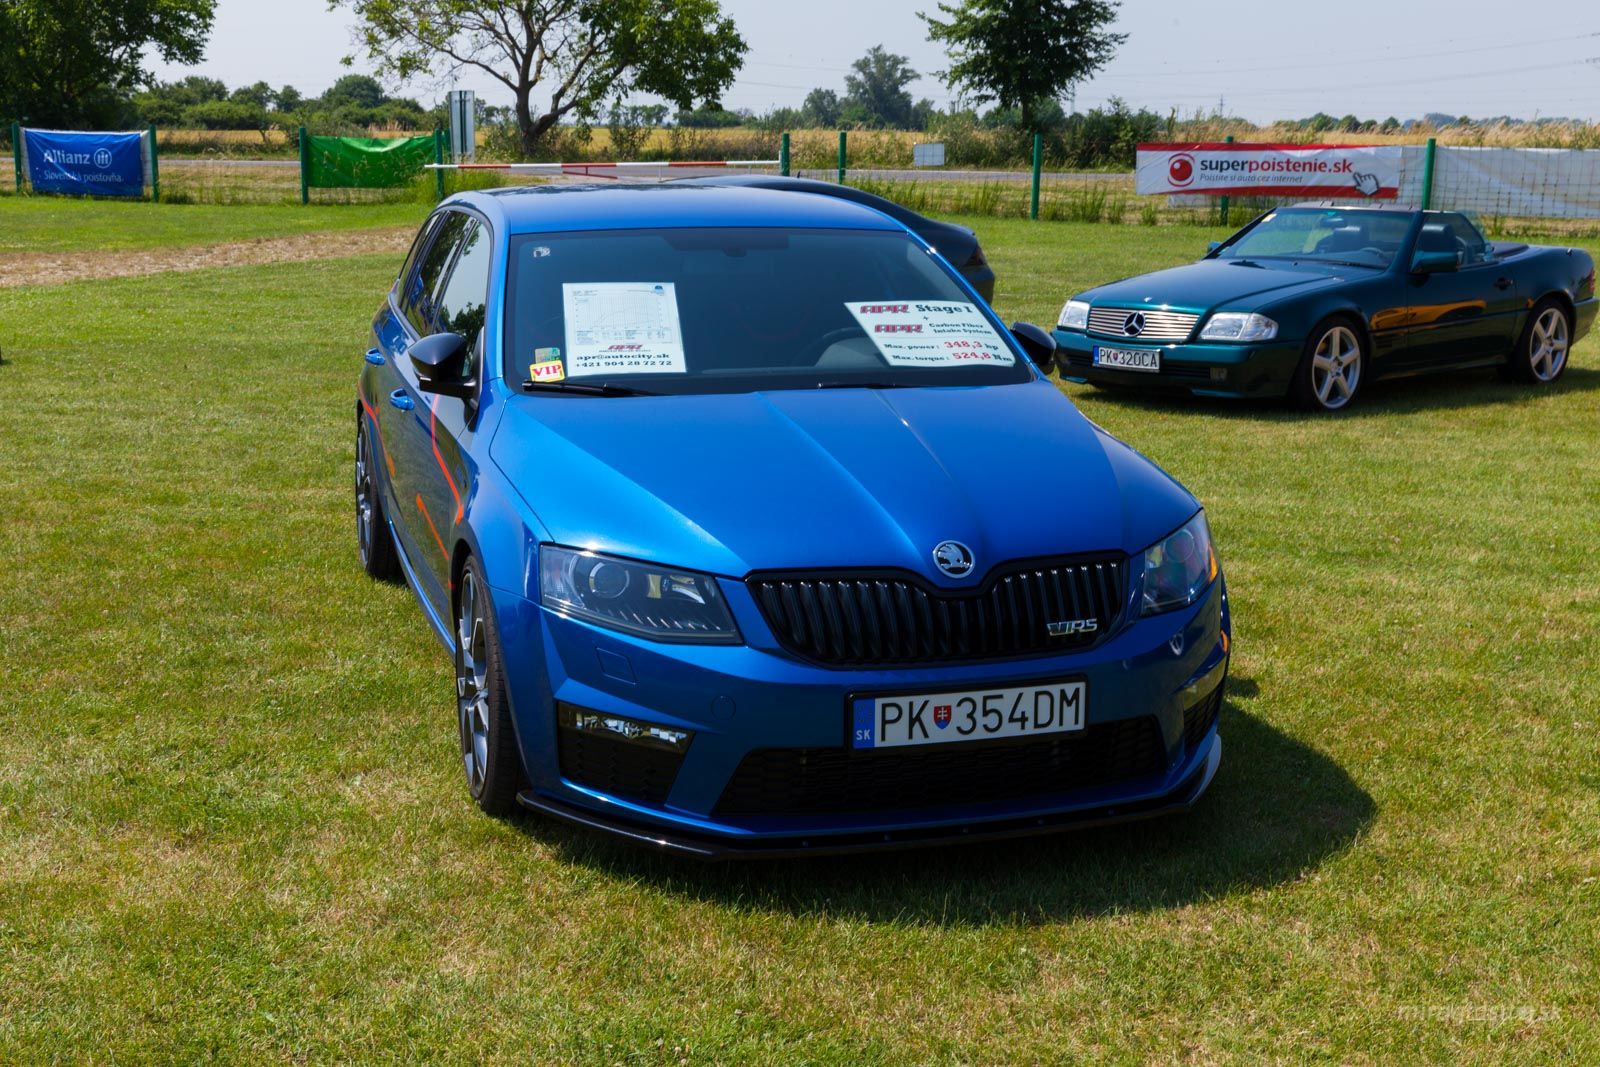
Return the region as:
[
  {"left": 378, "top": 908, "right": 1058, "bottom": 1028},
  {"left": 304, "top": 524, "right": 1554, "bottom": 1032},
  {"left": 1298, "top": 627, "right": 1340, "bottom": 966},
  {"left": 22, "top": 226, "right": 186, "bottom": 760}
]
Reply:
[
  {"left": 801, "top": 87, "right": 841, "bottom": 128},
  {"left": 0, "top": 0, "right": 216, "bottom": 127},
  {"left": 921, "top": 0, "right": 1124, "bottom": 132},
  {"left": 338, "top": 0, "right": 746, "bottom": 157},
  {"left": 842, "top": 45, "right": 918, "bottom": 128},
  {"left": 321, "top": 74, "right": 387, "bottom": 110}
]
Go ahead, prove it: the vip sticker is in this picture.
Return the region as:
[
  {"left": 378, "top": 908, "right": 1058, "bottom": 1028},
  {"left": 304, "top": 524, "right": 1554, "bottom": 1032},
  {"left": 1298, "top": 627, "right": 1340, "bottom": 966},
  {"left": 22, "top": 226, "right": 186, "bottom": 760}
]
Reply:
[{"left": 529, "top": 358, "right": 565, "bottom": 383}]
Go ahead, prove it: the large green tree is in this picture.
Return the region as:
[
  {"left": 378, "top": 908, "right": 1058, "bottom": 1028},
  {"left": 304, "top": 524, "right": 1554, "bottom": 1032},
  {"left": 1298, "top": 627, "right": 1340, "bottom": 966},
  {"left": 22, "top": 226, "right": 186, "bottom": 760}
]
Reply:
[
  {"left": 0, "top": 0, "right": 216, "bottom": 128},
  {"left": 921, "top": 0, "right": 1124, "bottom": 132},
  {"left": 337, "top": 0, "right": 746, "bottom": 156},
  {"left": 842, "top": 45, "right": 919, "bottom": 129}
]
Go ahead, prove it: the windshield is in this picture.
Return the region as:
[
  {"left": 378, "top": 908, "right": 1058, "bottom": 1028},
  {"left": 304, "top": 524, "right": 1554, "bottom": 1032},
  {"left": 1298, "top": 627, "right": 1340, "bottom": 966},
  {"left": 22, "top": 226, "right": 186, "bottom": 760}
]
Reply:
[
  {"left": 1213, "top": 208, "right": 1412, "bottom": 268},
  {"left": 502, "top": 228, "right": 1028, "bottom": 395}
]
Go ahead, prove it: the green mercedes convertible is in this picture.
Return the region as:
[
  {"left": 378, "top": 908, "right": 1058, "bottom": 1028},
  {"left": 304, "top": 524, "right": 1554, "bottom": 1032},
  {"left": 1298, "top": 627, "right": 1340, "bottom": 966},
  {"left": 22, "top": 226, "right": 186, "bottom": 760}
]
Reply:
[{"left": 1053, "top": 204, "right": 1596, "bottom": 412}]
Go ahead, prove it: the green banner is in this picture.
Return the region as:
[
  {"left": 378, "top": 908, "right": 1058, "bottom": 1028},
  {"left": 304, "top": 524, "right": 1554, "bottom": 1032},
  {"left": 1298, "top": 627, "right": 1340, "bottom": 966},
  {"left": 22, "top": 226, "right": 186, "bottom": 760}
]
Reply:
[{"left": 305, "top": 134, "right": 434, "bottom": 189}]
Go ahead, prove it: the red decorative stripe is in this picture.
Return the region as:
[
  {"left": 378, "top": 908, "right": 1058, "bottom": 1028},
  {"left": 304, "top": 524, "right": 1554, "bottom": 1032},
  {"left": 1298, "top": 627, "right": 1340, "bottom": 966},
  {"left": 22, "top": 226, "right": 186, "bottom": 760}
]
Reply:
[
  {"left": 428, "top": 395, "right": 465, "bottom": 523},
  {"left": 1138, "top": 142, "right": 1392, "bottom": 152},
  {"left": 415, "top": 495, "right": 449, "bottom": 561}
]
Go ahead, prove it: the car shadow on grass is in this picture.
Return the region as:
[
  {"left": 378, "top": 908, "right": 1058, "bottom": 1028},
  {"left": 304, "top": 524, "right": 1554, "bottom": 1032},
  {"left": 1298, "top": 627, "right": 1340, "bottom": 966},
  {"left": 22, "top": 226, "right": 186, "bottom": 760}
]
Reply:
[
  {"left": 1064, "top": 364, "right": 1600, "bottom": 421},
  {"left": 526, "top": 689, "right": 1376, "bottom": 926}
]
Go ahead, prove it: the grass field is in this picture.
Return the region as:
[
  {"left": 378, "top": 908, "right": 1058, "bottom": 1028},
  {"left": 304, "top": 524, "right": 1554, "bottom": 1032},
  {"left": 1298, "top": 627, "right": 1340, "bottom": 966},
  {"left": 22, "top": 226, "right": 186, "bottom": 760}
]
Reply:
[
  {"left": 1, "top": 205, "right": 1597, "bottom": 1062},
  {"left": 0, "top": 197, "right": 423, "bottom": 253}
]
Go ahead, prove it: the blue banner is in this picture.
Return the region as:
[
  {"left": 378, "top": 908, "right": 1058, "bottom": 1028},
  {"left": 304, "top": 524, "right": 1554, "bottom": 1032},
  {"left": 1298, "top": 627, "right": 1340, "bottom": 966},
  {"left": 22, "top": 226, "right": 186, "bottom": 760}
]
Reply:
[{"left": 22, "top": 129, "right": 147, "bottom": 198}]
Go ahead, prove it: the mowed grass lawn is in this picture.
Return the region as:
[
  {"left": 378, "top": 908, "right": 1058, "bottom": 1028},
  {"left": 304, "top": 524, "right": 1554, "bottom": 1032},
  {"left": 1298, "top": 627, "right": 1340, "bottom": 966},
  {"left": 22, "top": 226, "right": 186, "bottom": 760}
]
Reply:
[
  {"left": 1, "top": 205, "right": 1597, "bottom": 1063},
  {"left": 0, "top": 195, "right": 425, "bottom": 253}
]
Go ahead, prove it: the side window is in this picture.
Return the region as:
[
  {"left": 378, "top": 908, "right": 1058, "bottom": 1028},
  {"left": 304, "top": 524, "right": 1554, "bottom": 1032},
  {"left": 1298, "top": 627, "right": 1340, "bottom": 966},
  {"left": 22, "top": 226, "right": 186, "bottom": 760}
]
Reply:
[
  {"left": 403, "top": 212, "right": 471, "bottom": 335},
  {"left": 1432, "top": 212, "right": 1490, "bottom": 266},
  {"left": 433, "top": 221, "right": 491, "bottom": 351}
]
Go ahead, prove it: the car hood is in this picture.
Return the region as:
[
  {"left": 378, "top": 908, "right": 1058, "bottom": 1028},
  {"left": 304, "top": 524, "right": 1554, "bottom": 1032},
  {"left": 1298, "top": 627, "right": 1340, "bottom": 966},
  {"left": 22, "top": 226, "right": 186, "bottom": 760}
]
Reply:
[
  {"left": 1083, "top": 258, "right": 1351, "bottom": 312},
  {"left": 490, "top": 382, "right": 1198, "bottom": 584}
]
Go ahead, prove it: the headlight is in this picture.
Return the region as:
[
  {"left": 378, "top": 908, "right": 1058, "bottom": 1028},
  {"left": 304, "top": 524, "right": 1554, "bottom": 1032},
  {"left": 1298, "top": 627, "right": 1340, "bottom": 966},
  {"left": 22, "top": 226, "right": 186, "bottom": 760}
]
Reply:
[
  {"left": 1199, "top": 312, "right": 1278, "bottom": 342},
  {"left": 1139, "top": 513, "right": 1218, "bottom": 616},
  {"left": 539, "top": 546, "right": 740, "bottom": 643},
  {"left": 1058, "top": 299, "right": 1090, "bottom": 330}
]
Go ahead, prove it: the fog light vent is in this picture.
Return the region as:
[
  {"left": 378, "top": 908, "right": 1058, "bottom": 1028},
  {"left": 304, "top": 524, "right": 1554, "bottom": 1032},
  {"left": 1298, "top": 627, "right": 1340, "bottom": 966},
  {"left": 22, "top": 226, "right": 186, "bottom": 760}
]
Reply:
[{"left": 557, "top": 703, "right": 691, "bottom": 752}]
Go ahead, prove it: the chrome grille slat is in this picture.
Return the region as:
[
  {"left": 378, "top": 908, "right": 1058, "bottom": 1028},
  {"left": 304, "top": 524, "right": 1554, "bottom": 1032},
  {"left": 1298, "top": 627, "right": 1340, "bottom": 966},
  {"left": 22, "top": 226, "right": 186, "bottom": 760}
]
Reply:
[{"left": 1087, "top": 306, "right": 1199, "bottom": 341}]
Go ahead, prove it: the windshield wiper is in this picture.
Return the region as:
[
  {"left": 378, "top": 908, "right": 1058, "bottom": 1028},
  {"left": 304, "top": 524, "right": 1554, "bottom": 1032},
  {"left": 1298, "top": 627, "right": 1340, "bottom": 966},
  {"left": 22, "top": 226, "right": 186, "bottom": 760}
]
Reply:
[
  {"left": 520, "top": 379, "right": 657, "bottom": 397},
  {"left": 815, "top": 381, "right": 914, "bottom": 390}
]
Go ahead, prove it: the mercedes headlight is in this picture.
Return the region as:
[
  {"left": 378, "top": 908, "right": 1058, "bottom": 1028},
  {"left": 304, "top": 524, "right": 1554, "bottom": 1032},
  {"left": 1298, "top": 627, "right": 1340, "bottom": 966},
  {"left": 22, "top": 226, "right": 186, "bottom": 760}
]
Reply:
[
  {"left": 539, "top": 546, "right": 739, "bottom": 643},
  {"left": 1139, "top": 513, "right": 1218, "bottom": 616},
  {"left": 1058, "top": 299, "right": 1090, "bottom": 330},
  {"left": 1199, "top": 312, "right": 1278, "bottom": 342}
]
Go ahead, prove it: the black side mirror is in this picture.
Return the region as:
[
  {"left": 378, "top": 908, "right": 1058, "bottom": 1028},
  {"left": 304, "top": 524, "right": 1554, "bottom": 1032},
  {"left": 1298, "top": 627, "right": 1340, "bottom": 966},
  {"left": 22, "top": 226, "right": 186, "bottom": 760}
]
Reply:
[
  {"left": 408, "top": 332, "right": 474, "bottom": 398},
  {"left": 1410, "top": 249, "right": 1458, "bottom": 275},
  {"left": 1010, "top": 321, "right": 1058, "bottom": 371}
]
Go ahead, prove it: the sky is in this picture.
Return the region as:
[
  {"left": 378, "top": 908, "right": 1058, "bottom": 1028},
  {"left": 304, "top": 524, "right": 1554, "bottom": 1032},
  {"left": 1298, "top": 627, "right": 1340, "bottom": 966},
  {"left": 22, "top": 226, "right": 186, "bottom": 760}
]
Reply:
[{"left": 148, "top": 0, "right": 1600, "bottom": 123}]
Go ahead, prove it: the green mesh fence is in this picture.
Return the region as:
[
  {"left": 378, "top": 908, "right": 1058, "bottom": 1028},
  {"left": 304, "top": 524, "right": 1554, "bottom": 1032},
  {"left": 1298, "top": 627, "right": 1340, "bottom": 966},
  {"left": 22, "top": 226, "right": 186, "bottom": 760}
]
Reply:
[{"left": 305, "top": 135, "right": 435, "bottom": 189}]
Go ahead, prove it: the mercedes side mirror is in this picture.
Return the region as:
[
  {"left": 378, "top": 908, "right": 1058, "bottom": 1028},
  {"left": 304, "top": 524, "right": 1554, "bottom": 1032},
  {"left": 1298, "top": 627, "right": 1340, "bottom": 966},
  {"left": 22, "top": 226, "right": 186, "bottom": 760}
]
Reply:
[
  {"left": 1411, "top": 250, "right": 1459, "bottom": 275},
  {"left": 408, "top": 332, "right": 475, "bottom": 398},
  {"left": 1010, "top": 321, "right": 1058, "bottom": 371}
]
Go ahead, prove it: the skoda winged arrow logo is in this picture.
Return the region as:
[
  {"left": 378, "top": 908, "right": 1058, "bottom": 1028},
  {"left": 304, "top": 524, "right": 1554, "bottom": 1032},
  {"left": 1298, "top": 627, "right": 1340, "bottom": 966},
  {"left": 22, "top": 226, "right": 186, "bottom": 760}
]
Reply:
[
  {"left": 1123, "top": 312, "right": 1146, "bottom": 337},
  {"left": 932, "top": 540, "right": 974, "bottom": 578}
]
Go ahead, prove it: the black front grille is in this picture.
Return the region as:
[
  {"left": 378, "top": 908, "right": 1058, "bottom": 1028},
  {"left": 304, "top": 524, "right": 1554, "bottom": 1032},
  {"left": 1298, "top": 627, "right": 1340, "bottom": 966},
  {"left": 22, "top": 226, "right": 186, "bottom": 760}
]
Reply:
[
  {"left": 557, "top": 726, "right": 685, "bottom": 805},
  {"left": 714, "top": 715, "right": 1166, "bottom": 816},
  {"left": 1065, "top": 351, "right": 1212, "bottom": 381},
  {"left": 1182, "top": 682, "right": 1224, "bottom": 754},
  {"left": 748, "top": 557, "right": 1125, "bottom": 667}
]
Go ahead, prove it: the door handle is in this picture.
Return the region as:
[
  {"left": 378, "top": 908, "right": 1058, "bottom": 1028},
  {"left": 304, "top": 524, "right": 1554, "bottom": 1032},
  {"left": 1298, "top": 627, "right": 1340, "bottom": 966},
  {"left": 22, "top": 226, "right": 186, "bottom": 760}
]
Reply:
[
  {"left": 365, "top": 348, "right": 386, "bottom": 366},
  {"left": 1494, "top": 277, "right": 1513, "bottom": 291},
  {"left": 388, "top": 389, "right": 414, "bottom": 411}
]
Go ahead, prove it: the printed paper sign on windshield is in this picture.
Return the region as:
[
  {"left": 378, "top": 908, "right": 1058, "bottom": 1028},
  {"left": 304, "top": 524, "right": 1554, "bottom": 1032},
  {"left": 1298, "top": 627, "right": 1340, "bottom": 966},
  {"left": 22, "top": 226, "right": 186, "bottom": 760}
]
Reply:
[
  {"left": 844, "top": 301, "right": 1015, "bottom": 368},
  {"left": 562, "top": 282, "right": 687, "bottom": 377}
]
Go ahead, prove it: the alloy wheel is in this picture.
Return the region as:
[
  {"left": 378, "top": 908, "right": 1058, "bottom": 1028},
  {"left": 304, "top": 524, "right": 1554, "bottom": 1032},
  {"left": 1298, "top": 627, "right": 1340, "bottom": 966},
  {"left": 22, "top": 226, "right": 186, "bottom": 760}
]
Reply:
[
  {"left": 456, "top": 570, "right": 492, "bottom": 795},
  {"left": 1529, "top": 306, "right": 1569, "bottom": 382},
  {"left": 355, "top": 420, "right": 375, "bottom": 562},
  {"left": 1310, "top": 325, "right": 1361, "bottom": 410}
]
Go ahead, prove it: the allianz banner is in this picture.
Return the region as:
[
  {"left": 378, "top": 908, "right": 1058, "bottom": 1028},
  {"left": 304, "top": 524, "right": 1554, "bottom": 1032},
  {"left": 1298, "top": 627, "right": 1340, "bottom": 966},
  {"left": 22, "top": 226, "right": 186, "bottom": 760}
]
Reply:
[
  {"left": 1136, "top": 143, "right": 1402, "bottom": 199},
  {"left": 21, "top": 129, "right": 149, "bottom": 197}
]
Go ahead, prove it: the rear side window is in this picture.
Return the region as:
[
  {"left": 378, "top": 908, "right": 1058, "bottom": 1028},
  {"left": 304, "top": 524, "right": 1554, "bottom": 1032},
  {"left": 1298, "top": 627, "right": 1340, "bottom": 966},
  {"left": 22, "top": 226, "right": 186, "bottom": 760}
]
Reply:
[
  {"left": 432, "top": 221, "right": 491, "bottom": 345},
  {"left": 402, "top": 212, "right": 471, "bottom": 335}
]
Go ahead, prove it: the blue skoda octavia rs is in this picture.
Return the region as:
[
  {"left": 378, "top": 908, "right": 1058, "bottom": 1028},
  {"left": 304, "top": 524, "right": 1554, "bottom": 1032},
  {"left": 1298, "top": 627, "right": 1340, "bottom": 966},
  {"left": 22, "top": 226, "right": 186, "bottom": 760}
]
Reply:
[{"left": 355, "top": 184, "right": 1230, "bottom": 856}]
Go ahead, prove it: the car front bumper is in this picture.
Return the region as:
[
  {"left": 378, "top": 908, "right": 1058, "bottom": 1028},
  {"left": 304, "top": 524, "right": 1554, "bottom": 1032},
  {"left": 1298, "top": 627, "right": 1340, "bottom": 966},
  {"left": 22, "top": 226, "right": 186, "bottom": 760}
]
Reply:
[
  {"left": 487, "top": 572, "right": 1231, "bottom": 857},
  {"left": 1052, "top": 328, "right": 1302, "bottom": 399}
]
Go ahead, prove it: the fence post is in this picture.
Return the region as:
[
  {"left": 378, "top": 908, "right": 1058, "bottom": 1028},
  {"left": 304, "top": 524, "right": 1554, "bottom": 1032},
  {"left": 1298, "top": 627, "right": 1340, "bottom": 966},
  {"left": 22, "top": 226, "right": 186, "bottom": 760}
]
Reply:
[
  {"left": 1219, "top": 134, "right": 1234, "bottom": 227},
  {"left": 10, "top": 123, "right": 21, "bottom": 193},
  {"left": 298, "top": 126, "right": 309, "bottom": 205},
  {"left": 433, "top": 127, "right": 445, "bottom": 202},
  {"left": 837, "top": 130, "right": 847, "bottom": 184},
  {"left": 148, "top": 123, "right": 160, "bottom": 203},
  {"left": 1030, "top": 133, "right": 1043, "bottom": 220},
  {"left": 780, "top": 132, "right": 790, "bottom": 177},
  {"left": 1420, "top": 136, "right": 1437, "bottom": 210}
]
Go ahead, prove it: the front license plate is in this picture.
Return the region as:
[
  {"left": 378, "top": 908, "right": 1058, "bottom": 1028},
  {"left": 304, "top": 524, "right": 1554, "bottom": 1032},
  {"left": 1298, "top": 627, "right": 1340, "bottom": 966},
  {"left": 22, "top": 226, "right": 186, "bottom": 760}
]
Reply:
[
  {"left": 1094, "top": 345, "right": 1161, "bottom": 373},
  {"left": 851, "top": 681, "right": 1086, "bottom": 750}
]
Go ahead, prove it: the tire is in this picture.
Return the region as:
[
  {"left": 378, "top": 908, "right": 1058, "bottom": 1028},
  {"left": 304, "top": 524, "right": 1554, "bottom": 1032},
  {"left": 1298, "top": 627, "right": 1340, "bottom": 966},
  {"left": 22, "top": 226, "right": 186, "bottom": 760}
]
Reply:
[
  {"left": 356, "top": 413, "right": 401, "bottom": 582},
  {"left": 1509, "top": 299, "right": 1572, "bottom": 384},
  {"left": 1292, "top": 317, "right": 1365, "bottom": 413},
  {"left": 454, "top": 556, "right": 526, "bottom": 816}
]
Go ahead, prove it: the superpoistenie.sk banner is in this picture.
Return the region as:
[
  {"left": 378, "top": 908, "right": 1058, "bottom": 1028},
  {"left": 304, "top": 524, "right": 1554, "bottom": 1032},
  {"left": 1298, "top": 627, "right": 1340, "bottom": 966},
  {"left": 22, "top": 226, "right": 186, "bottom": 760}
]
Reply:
[{"left": 1136, "top": 142, "right": 1403, "bottom": 199}]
